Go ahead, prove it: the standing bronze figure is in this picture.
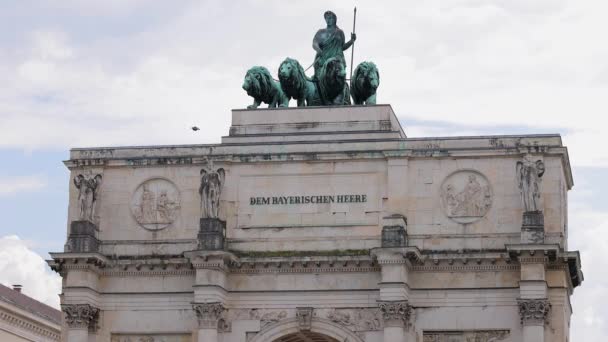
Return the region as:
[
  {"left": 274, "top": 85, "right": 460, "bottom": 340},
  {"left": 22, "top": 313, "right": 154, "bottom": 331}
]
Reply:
[{"left": 312, "top": 11, "right": 356, "bottom": 81}]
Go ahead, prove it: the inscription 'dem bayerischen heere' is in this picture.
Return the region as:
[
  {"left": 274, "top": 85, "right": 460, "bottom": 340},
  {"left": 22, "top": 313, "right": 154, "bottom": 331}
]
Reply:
[{"left": 250, "top": 194, "right": 367, "bottom": 205}]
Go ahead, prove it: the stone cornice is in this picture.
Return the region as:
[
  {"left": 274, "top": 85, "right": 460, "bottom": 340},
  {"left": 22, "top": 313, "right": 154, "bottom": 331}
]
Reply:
[{"left": 0, "top": 307, "right": 60, "bottom": 341}]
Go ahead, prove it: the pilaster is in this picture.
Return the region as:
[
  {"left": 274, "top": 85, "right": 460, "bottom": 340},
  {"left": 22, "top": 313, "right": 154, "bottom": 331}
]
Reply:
[
  {"left": 378, "top": 300, "right": 412, "bottom": 342},
  {"left": 62, "top": 304, "right": 99, "bottom": 342},
  {"left": 192, "top": 302, "right": 225, "bottom": 342}
]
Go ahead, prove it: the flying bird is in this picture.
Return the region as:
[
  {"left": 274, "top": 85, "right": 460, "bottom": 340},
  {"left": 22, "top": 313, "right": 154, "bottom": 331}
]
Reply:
[{"left": 192, "top": 126, "right": 200, "bottom": 131}]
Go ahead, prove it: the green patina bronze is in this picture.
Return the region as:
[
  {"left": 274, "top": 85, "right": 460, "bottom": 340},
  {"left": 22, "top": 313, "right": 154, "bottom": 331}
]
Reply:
[
  {"left": 317, "top": 57, "right": 351, "bottom": 106},
  {"left": 242, "top": 66, "right": 289, "bottom": 109},
  {"left": 242, "top": 10, "right": 381, "bottom": 108},
  {"left": 312, "top": 11, "right": 356, "bottom": 81},
  {"left": 351, "top": 61, "right": 380, "bottom": 105},
  {"left": 278, "top": 58, "right": 321, "bottom": 107}
]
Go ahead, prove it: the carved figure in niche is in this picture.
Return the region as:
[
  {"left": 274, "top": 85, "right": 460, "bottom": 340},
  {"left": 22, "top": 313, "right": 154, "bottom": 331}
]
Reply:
[
  {"left": 446, "top": 175, "right": 491, "bottom": 217},
  {"left": 516, "top": 155, "right": 545, "bottom": 212},
  {"left": 200, "top": 161, "right": 226, "bottom": 219},
  {"left": 131, "top": 179, "right": 181, "bottom": 230},
  {"left": 73, "top": 172, "right": 102, "bottom": 222},
  {"left": 441, "top": 171, "right": 493, "bottom": 224},
  {"left": 312, "top": 11, "right": 356, "bottom": 81}
]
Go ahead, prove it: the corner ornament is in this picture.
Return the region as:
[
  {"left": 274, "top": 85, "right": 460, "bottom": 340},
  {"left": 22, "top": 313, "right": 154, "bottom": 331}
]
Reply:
[
  {"left": 62, "top": 304, "right": 99, "bottom": 329},
  {"left": 517, "top": 299, "right": 551, "bottom": 325},
  {"left": 378, "top": 301, "right": 412, "bottom": 327},
  {"left": 193, "top": 302, "right": 225, "bottom": 329}
]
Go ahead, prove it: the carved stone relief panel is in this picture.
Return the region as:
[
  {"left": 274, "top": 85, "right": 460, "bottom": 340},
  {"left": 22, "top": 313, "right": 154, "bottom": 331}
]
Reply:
[
  {"left": 423, "top": 330, "right": 509, "bottom": 342},
  {"left": 131, "top": 178, "right": 181, "bottom": 230},
  {"left": 110, "top": 334, "right": 190, "bottom": 342},
  {"left": 321, "top": 308, "right": 383, "bottom": 331},
  {"left": 440, "top": 170, "right": 493, "bottom": 223}
]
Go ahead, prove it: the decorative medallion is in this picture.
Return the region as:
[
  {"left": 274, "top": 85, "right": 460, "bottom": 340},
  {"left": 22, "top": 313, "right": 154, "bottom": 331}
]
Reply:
[
  {"left": 440, "top": 170, "right": 492, "bottom": 224},
  {"left": 131, "top": 178, "right": 181, "bottom": 230}
]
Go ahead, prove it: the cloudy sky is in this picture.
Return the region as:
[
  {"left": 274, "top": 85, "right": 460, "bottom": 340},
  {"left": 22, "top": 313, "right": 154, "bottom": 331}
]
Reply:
[{"left": 0, "top": 0, "right": 606, "bottom": 339}]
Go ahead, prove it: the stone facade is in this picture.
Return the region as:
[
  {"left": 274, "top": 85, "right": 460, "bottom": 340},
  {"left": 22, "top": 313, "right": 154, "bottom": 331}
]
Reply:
[
  {"left": 49, "top": 105, "right": 583, "bottom": 342},
  {"left": 0, "top": 284, "right": 61, "bottom": 342}
]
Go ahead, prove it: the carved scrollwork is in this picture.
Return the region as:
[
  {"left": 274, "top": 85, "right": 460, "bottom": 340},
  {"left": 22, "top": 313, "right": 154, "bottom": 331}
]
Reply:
[
  {"left": 378, "top": 301, "right": 412, "bottom": 327},
  {"left": 518, "top": 299, "right": 551, "bottom": 325},
  {"left": 62, "top": 304, "right": 99, "bottom": 330},
  {"left": 325, "top": 308, "right": 383, "bottom": 332},
  {"left": 193, "top": 302, "right": 225, "bottom": 329},
  {"left": 260, "top": 310, "right": 288, "bottom": 328}
]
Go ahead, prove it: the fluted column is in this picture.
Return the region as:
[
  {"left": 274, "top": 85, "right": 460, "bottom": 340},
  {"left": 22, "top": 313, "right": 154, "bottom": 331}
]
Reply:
[
  {"left": 62, "top": 304, "right": 99, "bottom": 342},
  {"left": 379, "top": 300, "right": 412, "bottom": 342},
  {"left": 518, "top": 299, "right": 551, "bottom": 342},
  {"left": 193, "top": 302, "right": 225, "bottom": 342}
]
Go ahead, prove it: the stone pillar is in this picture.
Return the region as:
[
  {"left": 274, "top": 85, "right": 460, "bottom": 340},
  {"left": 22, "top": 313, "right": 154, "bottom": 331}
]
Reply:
[
  {"left": 193, "top": 302, "right": 225, "bottom": 342},
  {"left": 518, "top": 299, "right": 551, "bottom": 342},
  {"left": 379, "top": 301, "right": 411, "bottom": 342},
  {"left": 62, "top": 304, "right": 99, "bottom": 342}
]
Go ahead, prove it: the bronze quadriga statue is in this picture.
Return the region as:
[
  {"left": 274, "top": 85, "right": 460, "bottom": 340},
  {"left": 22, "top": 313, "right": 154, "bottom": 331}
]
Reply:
[
  {"left": 242, "top": 10, "right": 379, "bottom": 108},
  {"left": 242, "top": 66, "right": 288, "bottom": 109},
  {"left": 351, "top": 62, "right": 379, "bottom": 105}
]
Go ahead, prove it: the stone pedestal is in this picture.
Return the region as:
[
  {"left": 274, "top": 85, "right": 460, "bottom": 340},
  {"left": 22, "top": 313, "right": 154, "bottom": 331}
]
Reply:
[
  {"left": 198, "top": 218, "right": 225, "bottom": 250},
  {"left": 65, "top": 220, "right": 99, "bottom": 253},
  {"left": 521, "top": 211, "right": 544, "bottom": 244},
  {"left": 381, "top": 226, "right": 407, "bottom": 247}
]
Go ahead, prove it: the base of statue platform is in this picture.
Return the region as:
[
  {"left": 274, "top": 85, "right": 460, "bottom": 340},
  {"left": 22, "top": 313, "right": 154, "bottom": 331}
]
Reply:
[
  {"left": 65, "top": 220, "right": 99, "bottom": 252},
  {"left": 198, "top": 218, "right": 226, "bottom": 250},
  {"left": 521, "top": 211, "right": 545, "bottom": 244}
]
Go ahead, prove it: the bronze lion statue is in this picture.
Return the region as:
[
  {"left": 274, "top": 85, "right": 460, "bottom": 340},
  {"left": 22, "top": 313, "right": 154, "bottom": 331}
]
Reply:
[
  {"left": 242, "top": 66, "right": 289, "bottom": 109},
  {"left": 351, "top": 62, "right": 379, "bottom": 105},
  {"left": 278, "top": 58, "right": 321, "bottom": 107},
  {"left": 317, "top": 57, "right": 351, "bottom": 106}
]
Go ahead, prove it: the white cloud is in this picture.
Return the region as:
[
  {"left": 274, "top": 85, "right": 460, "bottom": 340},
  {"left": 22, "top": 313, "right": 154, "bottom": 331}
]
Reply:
[
  {"left": 0, "top": 235, "right": 61, "bottom": 309},
  {"left": 569, "top": 205, "right": 608, "bottom": 340},
  {"left": 0, "top": 175, "right": 47, "bottom": 196}
]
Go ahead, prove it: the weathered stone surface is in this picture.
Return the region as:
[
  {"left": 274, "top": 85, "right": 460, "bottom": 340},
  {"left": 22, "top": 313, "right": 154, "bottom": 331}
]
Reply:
[
  {"left": 198, "top": 218, "right": 225, "bottom": 250},
  {"left": 50, "top": 106, "right": 581, "bottom": 342},
  {"left": 64, "top": 220, "right": 99, "bottom": 252}
]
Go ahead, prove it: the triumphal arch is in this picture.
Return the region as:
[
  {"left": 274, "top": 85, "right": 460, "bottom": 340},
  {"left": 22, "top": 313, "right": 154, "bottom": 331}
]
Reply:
[{"left": 49, "top": 10, "right": 582, "bottom": 342}]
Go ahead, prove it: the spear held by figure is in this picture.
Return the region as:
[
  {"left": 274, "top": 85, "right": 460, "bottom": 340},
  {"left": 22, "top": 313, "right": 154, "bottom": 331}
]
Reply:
[{"left": 350, "top": 7, "right": 357, "bottom": 82}]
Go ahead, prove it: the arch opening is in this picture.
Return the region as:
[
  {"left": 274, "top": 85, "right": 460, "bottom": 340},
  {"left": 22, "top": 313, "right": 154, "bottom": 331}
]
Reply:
[{"left": 272, "top": 331, "right": 339, "bottom": 342}]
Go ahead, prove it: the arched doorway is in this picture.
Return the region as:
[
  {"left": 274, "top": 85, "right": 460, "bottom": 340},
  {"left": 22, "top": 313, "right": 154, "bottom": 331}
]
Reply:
[
  {"left": 272, "top": 331, "right": 338, "bottom": 342},
  {"left": 248, "top": 318, "right": 364, "bottom": 342}
]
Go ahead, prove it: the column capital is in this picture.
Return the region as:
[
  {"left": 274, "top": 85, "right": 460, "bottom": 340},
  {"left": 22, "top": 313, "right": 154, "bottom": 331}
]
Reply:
[
  {"left": 61, "top": 303, "right": 99, "bottom": 330},
  {"left": 378, "top": 300, "right": 412, "bottom": 327},
  {"left": 193, "top": 302, "right": 225, "bottom": 329},
  {"left": 517, "top": 298, "right": 551, "bottom": 325}
]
